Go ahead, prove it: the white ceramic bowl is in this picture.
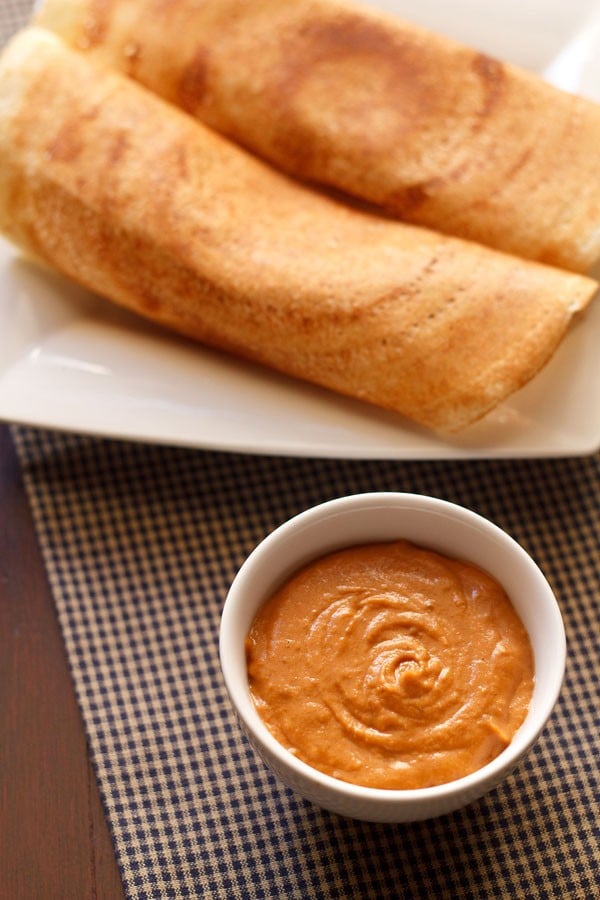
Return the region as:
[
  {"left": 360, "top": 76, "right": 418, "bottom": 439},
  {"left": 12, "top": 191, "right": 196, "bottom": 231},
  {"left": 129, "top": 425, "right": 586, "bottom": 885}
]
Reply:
[{"left": 219, "top": 492, "right": 565, "bottom": 822}]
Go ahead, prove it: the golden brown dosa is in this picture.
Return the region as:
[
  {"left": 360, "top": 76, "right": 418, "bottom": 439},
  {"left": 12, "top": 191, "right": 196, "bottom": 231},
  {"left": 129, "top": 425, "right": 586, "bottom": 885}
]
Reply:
[
  {"left": 0, "top": 28, "right": 595, "bottom": 432},
  {"left": 35, "top": 0, "right": 600, "bottom": 273}
]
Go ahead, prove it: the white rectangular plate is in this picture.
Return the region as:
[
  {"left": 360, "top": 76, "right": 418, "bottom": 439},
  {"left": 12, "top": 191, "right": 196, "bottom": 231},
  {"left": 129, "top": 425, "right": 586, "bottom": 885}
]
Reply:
[{"left": 1, "top": 0, "right": 599, "bottom": 459}]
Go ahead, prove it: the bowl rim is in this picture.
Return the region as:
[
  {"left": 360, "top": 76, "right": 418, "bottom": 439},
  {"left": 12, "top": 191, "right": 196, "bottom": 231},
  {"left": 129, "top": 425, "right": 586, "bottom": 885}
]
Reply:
[{"left": 219, "top": 491, "right": 566, "bottom": 806}]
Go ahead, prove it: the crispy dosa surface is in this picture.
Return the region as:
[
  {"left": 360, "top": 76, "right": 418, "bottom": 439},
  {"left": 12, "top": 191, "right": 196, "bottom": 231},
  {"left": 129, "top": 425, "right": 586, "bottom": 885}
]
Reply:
[
  {"left": 35, "top": 0, "right": 600, "bottom": 273},
  {"left": 0, "top": 28, "right": 595, "bottom": 432}
]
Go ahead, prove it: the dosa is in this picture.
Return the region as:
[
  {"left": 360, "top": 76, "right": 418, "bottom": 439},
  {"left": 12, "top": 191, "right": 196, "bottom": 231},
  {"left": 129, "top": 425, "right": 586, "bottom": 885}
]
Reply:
[
  {"left": 35, "top": 0, "right": 600, "bottom": 273},
  {"left": 0, "top": 28, "right": 595, "bottom": 432}
]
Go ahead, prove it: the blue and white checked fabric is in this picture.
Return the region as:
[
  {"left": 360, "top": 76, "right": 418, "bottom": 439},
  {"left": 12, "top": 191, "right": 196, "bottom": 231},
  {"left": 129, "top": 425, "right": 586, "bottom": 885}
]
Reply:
[
  {"left": 11, "top": 425, "right": 600, "bottom": 899},
  {"left": 2, "top": 2, "right": 599, "bottom": 896}
]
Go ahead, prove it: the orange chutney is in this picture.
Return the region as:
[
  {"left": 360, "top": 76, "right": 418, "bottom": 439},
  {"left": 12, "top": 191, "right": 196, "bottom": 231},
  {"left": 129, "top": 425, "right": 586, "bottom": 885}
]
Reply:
[{"left": 246, "top": 540, "right": 534, "bottom": 790}]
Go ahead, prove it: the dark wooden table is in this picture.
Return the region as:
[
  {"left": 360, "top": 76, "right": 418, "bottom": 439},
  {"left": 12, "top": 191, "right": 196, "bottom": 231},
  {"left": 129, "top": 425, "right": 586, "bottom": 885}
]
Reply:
[{"left": 0, "top": 423, "right": 125, "bottom": 899}]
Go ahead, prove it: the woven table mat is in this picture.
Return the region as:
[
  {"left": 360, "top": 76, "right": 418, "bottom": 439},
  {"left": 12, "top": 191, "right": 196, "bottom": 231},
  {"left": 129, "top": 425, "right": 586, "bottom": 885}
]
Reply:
[
  {"left": 10, "top": 425, "right": 600, "bottom": 899},
  {"left": 2, "top": 1, "right": 599, "bottom": 896}
]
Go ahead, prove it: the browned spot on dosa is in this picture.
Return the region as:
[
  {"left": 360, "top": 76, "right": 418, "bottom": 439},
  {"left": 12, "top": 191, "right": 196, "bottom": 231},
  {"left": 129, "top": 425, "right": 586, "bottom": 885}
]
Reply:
[
  {"left": 258, "top": 13, "right": 442, "bottom": 167},
  {"left": 46, "top": 122, "right": 84, "bottom": 162},
  {"left": 178, "top": 46, "right": 210, "bottom": 113},
  {"left": 471, "top": 53, "right": 505, "bottom": 118},
  {"left": 79, "top": 0, "right": 116, "bottom": 49}
]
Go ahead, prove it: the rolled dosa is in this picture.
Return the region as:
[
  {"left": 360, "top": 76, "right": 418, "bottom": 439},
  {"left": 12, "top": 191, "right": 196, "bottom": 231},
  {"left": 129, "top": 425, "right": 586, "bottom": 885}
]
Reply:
[
  {"left": 0, "top": 28, "right": 595, "bottom": 432},
  {"left": 35, "top": 0, "right": 600, "bottom": 273}
]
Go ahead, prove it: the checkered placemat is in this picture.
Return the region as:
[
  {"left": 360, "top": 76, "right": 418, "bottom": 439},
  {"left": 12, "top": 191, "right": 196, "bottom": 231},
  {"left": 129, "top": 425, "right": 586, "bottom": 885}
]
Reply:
[
  {"left": 10, "top": 425, "right": 600, "bottom": 899},
  {"left": 2, "top": 2, "right": 599, "bottom": 897}
]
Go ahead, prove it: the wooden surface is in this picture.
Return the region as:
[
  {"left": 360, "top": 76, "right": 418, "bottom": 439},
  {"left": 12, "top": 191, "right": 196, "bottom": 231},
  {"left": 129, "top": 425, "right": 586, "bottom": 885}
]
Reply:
[{"left": 0, "top": 424, "right": 125, "bottom": 900}]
